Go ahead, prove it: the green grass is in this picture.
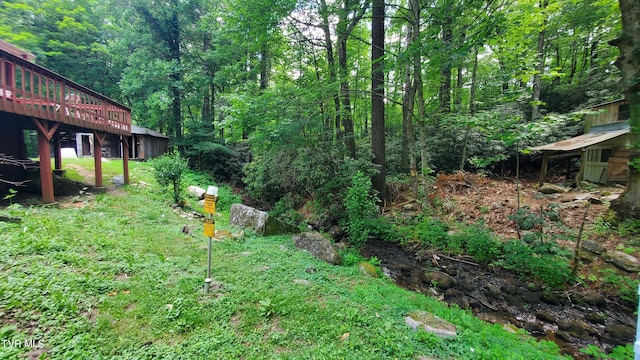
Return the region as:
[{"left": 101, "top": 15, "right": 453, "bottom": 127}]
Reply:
[{"left": 0, "top": 161, "right": 568, "bottom": 359}]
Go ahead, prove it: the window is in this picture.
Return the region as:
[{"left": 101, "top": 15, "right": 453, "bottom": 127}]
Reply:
[
  {"left": 601, "top": 149, "right": 612, "bottom": 162},
  {"left": 618, "top": 104, "right": 630, "bottom": 121}
]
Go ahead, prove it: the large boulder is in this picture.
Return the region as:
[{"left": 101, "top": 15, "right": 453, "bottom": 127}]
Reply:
[
  {"left": 605, "top": 251, "right": 640, "bottom": 273},
  {"left": 293, "top": 232, "right": 341, "bottom": 265},
  {"left": 187, "top": 186, "right": 206, "bottom": 199},
  {"left": 229, "top": 204, "right": 300, "bottom": 235}
]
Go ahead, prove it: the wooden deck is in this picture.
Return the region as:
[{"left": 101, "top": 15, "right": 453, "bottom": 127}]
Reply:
[
  {"left": 0, "top": 42, "right": 131, "bottom": 203},
  {"left": 0, "top": 47, "right": 130, "bottom": 135}
]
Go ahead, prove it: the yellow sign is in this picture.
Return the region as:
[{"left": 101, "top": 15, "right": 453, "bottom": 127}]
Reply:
[
  {"left": 203, "top": 194, "right": 217, "bottom": 214},
  {"left": 204, "top": 218, "right": 215, "bottom": 237}
]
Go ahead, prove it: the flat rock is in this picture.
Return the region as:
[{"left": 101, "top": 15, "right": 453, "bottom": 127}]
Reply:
[
  {"left": 601, "top": 194, "right": 620, "bottom": 202},
  {"left": 405, "top": 311, "right": 457, "bottom": 337},
  {"left": 187, "top": 185, "right": 206, "bottom": 199},
  {"left": 582, "top": 240, "right": 606, "bottom": 255},
  {"left": 539, "top": 183, "right": 570, "bottom": 194},
  {"left": 293, "top": 232, "right": 341, "bottom": 265},
  {"left": 605, "top": 251, "right": 640, "bottom": 272}
]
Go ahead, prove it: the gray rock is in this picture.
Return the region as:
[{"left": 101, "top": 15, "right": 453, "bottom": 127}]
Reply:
[
  {"left": 582, "top": 240, "right": 606, "bottom": 255},
  {"left": 405, "top": 311, "right": 457, "bottom": 337},
  {"left": 229, "top": 204, "right": 270, "bottom": 233},
  {"left": 601, "top": 194, "right": 620, "bottom": 202},
  {"left": 576, "top": 290, "right": 606, "bottom": 307},
  {"left": 229, "top": 204, "right": 301, "bottom": 236},
  {"left": 112, "top": 176, "right": 125, "bottom": 187},
  {"left": 604, "top": 324, "right": 635, "bottom": 342},
  {"left": 187, "top": 186, "right": 206, "bottom": 199},
  {"left": 424, "top": 271, "right": 455, "bottom": 290},
  {"left": 539, "top": 183, "right": 570, "bottom": 194},
  {"left": 293, "top": 232, "right": 341, "bottom": 265},
  {"left": 606, "top": 251, "right": 640, "bottom": 272},
  {"left": 557, "top": 319, "right": 597, "bottom": 339}
]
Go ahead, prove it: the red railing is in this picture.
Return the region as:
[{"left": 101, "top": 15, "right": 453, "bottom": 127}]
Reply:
[{"left": 0, "top": 48, "right": 130, "bottom": 136}]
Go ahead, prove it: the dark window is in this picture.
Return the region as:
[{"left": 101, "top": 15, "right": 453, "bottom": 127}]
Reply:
[
  {"left": 618, "top": 104, "right": 630, "bottom": 121},
  {"left": 601, "top": 149, "right": 612, "bottom": 162}
]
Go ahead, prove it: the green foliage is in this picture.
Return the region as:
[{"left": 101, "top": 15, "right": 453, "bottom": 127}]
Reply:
[
  {"left": 454, "top": 222, "right": 503, "bottom": 264},
  {"left": 415, "top": 216, "right": 451, "bottom": 250},
  {"left": 343, "top": 171, "right": 379, "bottom": 248},
  {"left": 150, "top": 151, "right": 188, "bottom": 204},
  {"left": 599, "top": 268, "right": 640, "bottom": 303},
  {"left": 496, "top": 239, "right": 574, "bottom": 288},
  {"left": 580, "top": 344, "right": 633, "bottom": 360}
]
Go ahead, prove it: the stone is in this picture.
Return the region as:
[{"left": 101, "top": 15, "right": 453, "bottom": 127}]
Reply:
[
  {"left": 523, "top": 322, "right": 545, "bottom": 336},
  {"left": 187, "top": 185, "right": 206, "bottom": 199},
  {"left": 229, "top": 204, "right": 270, "bottom": 233},
  {"left": 293, "top": 232, "right": 341, "bottom": 265},
  {"left": 535, "top": 311, "right": 555, "bottom": 323},
  {"left": 112, "top": 175, "right": 125, "bottom": 187},
  {"left": 539, "top": 183, "right": 570, "bottom": 194},
  {"left": 557, "top": 319, "right": 596, "bottom": 339},
  {"left": 229, "top": 204, "right": 299, "bottom": 235},
  {"left": 576, "top": 290, "right": 606, "bottom": 307},
  {"left": 424, "top": 271, "right": 455, "bottom": 290},
  {"left": 405, "top": 311, "right": 457, "bottom": 338},
  {"left": 293, "top": 279, "right": 310, "bottom": 286},
  {"left": 601, "top": 194, "right": 620, "bottom": 202},
  {"left": 606, "top": 251, "right": 640, "bottom": 272},
  {"left": 358, "top": 262, "right": 380, "bottom": 278},
  {"left": 584, "top": 312, "right": 606, "bottom": 325},
  {"left": 604, "top": 324, "right": 635, "bottom": 343},
  {"left": 582, "top": 240, "right": 606, "bottom": 255}
]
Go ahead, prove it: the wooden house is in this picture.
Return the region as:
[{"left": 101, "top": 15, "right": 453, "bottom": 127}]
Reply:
[
  {"left": 531, "top": 99, "right": 630, "bottom": 185},
  {"left": 73, "top": 125, "right": 168, "bottom": 160}
]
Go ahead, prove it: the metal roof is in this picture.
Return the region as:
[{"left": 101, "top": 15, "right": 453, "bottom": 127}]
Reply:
[
  {"left": 529, "top": 124, "right": 629, "bottom": 152},
  {"left": 131, "top": 125, "right": 169, "bottom": 138}
]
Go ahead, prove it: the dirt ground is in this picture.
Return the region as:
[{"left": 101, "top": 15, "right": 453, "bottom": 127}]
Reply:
[{"left": 387, "top": 172, "right": 630, "bottom": 253}]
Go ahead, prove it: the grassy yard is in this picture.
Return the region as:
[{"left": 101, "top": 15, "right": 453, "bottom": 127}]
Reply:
[{"left": 0, "top": 160, "right": 568, "bottom": 359}]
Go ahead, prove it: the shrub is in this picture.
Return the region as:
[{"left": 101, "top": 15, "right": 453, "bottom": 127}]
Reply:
[
  {"left": 414, "top": 217, "right": 450, "bottom": 250},
  {"left": 150, "top": 151, "right": 188, "bottom": 204},
  {"left": 342, "top": 171, "right": 379, "bottom": 248},
  {"left": 456, "top": 222, "right": 502, "bottom": 264}
]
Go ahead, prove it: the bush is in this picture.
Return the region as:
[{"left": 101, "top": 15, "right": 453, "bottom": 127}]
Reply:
[
  {"left": 454, "top": 222, "right": 502, "bottom": 264},
  {"left": 342, "top": 171, "right": 379, "bottom": 248},
  {"left": 414, "top": 217, "right": 450, "bottom": 250},
  {"left": 497, "top": 239, "right": 574, "bottom": 288},
  {"left": 150, "top": 151, "right": 188, "bottom": 204}
]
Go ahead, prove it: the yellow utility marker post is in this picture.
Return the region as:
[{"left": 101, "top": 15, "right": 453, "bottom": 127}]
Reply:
[{"left": 203, "top": 186, "right": 218, "bottom": 295}]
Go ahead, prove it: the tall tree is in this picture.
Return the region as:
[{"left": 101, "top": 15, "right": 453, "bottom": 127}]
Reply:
[
  {"left": 371, "top": 0, "right": 385, "bottom": 200},
  {"left": 610, "top": 0, "right": 640, "bottom": 219}
]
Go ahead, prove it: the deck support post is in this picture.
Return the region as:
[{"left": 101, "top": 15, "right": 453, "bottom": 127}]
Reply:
[
  {"left": 94, "top": 131, "right": 107, "bottom": 188},
  {"left": 32, "top": 118, "right": 59, "bottom": 203},
  {"left": 121, "top": 136, "right": 130, "bottom": 185},
  {"left": 53, "top": 132, "right": 62, "bottom": 171}
]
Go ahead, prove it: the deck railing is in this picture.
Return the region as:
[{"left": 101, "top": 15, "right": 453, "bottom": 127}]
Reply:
[{"left": 0, "top": 48, "right": 130, "bottom": 135}]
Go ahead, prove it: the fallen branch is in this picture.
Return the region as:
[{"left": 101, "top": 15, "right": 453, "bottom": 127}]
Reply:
[
  {"left": 382, "top": 199, "right": 415, "bottom": 213},
  {"left": 468, "top": 293, "right": 499, "bottom": 311},
  {"left": 438, "top": 254, "right": 479, "bottom": 267}
]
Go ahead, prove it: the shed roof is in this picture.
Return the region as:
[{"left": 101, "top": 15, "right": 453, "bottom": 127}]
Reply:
[
  {"left": 131, "top": 125, "right": 169, "bottom": 139},
  {"left": 529, "top": 122, "right": 629, "bottom": 152}
]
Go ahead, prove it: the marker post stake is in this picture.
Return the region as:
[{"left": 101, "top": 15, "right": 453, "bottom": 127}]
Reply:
[{"left": 203, "top": 186, "right": 218, "bottom": 295}]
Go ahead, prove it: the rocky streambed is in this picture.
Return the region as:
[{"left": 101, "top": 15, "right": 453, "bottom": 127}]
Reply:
[{"left": 361, "top": 239, "right": 636, "bottom": 359}]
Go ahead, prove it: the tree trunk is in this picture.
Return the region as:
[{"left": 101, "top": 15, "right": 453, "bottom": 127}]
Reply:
[
  {"left": 439, "top": 10, "right": 452, "bottom": 113},
  {"left": 401, "top": 27, "right": 416, "bottom": 173},
  {"left": 609, "top": 0, "right": 640, "bottom": 219},
  {"left": 338, "top": 36, "right": 356, "bottom": 158},
  {"left": 371, "top": 0, "right": 385, "bottom": 201},
  {"left": 531, "top": 0, "right": 549, "bottom": 121}
]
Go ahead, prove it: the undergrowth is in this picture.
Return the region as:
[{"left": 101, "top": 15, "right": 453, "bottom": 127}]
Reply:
[{"left": 0, "top": 159, "right": 568, "bottom": 359}]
